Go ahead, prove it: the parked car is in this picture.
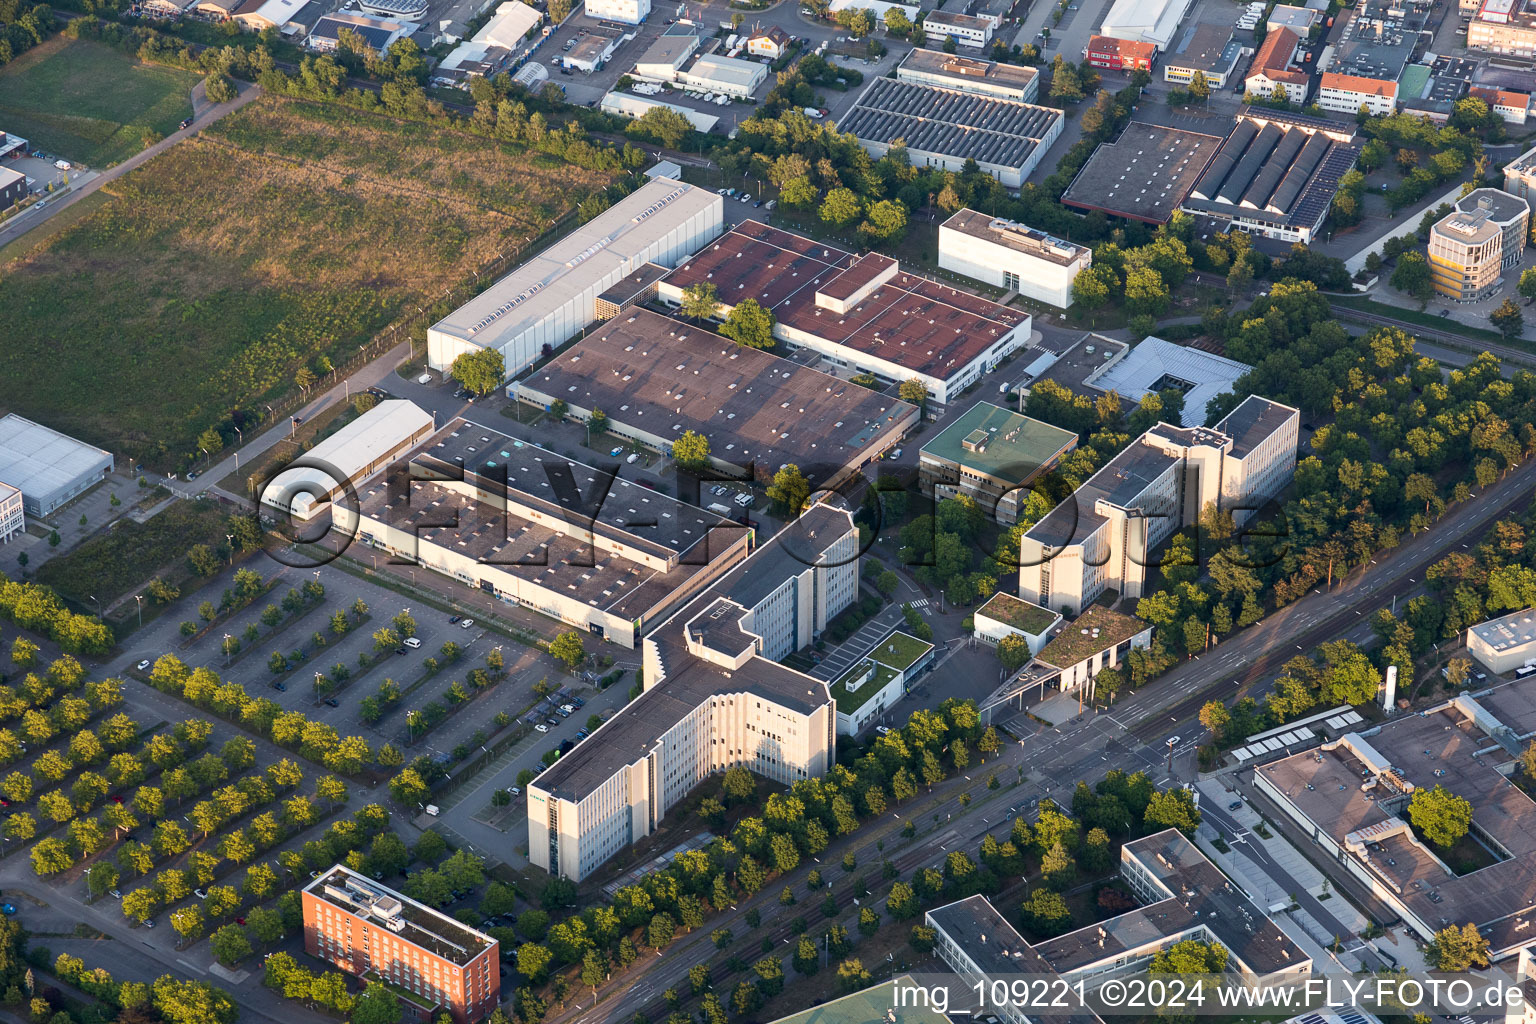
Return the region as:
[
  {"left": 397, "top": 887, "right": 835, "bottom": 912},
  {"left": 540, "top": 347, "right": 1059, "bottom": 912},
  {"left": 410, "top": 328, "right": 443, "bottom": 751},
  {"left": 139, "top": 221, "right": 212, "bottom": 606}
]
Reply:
[
  {"left": 179, "top": 118, "right": 192, "bottom": 129},
  {"left": 508, "top": 786, "right": 521, "bottom": 796},
  {"left": 135, "top": 659, "right": 151, "bottom": 671},
  {"left": 110, "top": 889, "right": 123, "bottom": 899},
  {"left": 573, "top": 696, "right": 585, "bottom": 707},
  {"left": 626, "top": 452, "right": 640, "bottom": 464},
  {"left": 403, "top": 637, "right": 422, "bottom": 649},
  {"left": 535, "top": 723, "right": 549, "bottom": 733},
  {"left": 142, "top": 918, "right": 155, "bottom": 928},
  {"left": 396, "top": 646, "right": 409, "bottom": 656},
  {"left": 460, "top": 619, "right": 475, "bottom": 629},
  {"left": 575, "top": 730, "right": 589, "bottom": 740},
  {"left": 324, "top": 698, "right": 339, "bottom": 708},
  {"left": 610, "top": 446, "right": 624, "bottom": 457},
  {"left": 546, "top": 717, "right": 559, "bottom": 727},
  {"left": 273, "top": 681, "right": 287, "bottom": 691},
  {"left": 194, "top": 889, "right": 208, "bottom": 900},
  {"left": 560, "top": 703, "right": 576, "bottom": 713}
]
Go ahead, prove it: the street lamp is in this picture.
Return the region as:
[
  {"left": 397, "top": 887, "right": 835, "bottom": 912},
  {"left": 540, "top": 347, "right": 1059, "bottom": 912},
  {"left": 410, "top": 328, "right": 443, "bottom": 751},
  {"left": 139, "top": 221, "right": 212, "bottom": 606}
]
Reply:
[
  {"left": 133, "top": 594, "right": 144, "bottom": 629},
  {"left": 89, "top": 594, "right": 101, "bottom": 617}
]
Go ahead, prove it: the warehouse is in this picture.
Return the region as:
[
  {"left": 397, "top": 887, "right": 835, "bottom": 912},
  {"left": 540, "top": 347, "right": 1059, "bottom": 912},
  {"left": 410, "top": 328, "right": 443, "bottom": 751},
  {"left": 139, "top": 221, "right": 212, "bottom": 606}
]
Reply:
[
  {"left": 427, "top": 178, "right": 724, "bottom": 380},
  {"left": 1179, "top": 109, "right": 1361, "bottom": 243},
  {"left": 657, "top": 221, "right": 1033, "bottom": 406},
  {"left": 513, "top": 308, "right": 919, "bottom": 488},
  {"left": 938, "top": 208, "right": 1091, "bottom": 307},
  {"left": 586, "top": 0, "right": 648, "bottom": 24},
  {"left": 0, "top": 415, "right": 115, "bottom": 518},
  {"left": 263, "top": 400, "right": 436, "bottom": 521},
  {"left": 1468, "top": 608, "right": 1536, "bottom": 674},
  {"left": 1062, "top": 121, "right": 1224, "bottom": 224},
  {"left": 335, "top": 419, "right": 752, "bottom": 649},
  {"left": 631, "top": 23, "right": 698, "bottom": 79},
  {"left": 898, "top": 47, "right": 1039, "bottom": 101},
  {"left": 676, "top": 54, "right": 766, "bottom": 98},
  {"left": 307, "top": 11, "right": 412, "bottom": 51},
  {"left": 1099, "top": 0, "right": 1191, "bottom": 48},
  {"left": 566, "top": 34, "right": 620, "bottom": 73},
  {"left": 600, "top": 91, "right": 719, "bottom": 132},
  {"left": 840, "top": 77, "right": 1064, "bottom": 189}
]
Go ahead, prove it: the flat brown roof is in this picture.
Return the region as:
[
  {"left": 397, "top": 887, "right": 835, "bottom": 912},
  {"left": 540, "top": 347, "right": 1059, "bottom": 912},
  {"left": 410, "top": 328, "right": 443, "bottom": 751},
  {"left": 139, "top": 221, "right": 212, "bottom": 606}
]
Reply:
[{"left": 665, "top": 221, "right": 1028, "bottom": 384}]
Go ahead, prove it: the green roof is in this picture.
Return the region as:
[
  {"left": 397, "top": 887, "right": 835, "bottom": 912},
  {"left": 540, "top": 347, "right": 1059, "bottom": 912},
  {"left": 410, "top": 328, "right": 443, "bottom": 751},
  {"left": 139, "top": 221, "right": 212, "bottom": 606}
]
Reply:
[
  {"left": 868, "top": 630, "right": 933, "bottom": 671},
  {"left": 1398, "top": 64, "right": 1431, "bottom": 103},
  {"left": 977, "top": 592, "right": 1058, "bottom": 635},
  {"left": 919, "top": 401, "right": 1077, "bottom": 483},
  {"left": 830, "top": 659, "right": 899, "bottom": 714},
  {"left": 1038, "top": 605, "right": 1148, "bottom": 668},
  {"left": 767, "top": 976, "right": 951, "bottom": 1024}
]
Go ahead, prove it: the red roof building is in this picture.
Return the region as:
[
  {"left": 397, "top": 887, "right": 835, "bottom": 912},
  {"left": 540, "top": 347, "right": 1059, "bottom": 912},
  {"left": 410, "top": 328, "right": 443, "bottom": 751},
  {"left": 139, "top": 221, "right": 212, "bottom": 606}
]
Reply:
[{"left": 1085, "top": 34, "right": 1157, "bottom": 71}]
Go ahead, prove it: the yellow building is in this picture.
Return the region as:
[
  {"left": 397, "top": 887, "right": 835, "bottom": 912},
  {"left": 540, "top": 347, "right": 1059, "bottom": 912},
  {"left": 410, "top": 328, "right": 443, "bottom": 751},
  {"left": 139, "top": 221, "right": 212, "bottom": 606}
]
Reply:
[{"left": 1427, "top": 188, "right": 1530, "bottom": 302}]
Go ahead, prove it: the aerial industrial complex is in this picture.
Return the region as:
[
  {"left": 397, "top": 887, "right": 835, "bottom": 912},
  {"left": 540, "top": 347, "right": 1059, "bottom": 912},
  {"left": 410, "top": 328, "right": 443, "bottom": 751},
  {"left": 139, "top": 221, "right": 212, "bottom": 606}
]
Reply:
[
  {"left": 657, "top": 221, "right": 1034, "bottom": 406},
  {"left": 0, "top": 414, "right": 115, "bottom": 518},
  {"left": 512, "top": 308, "right": 918, "bottom": 488}
]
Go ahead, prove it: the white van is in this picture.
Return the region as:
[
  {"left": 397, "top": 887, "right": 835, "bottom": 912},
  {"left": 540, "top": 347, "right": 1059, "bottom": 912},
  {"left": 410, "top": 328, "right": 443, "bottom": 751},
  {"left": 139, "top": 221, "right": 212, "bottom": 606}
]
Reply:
[
  {"left": 403, "top": 636, "right": 422, "bottom": 649},
  {"left": 424, "top": 804, "right": 440, "bottom": 816}
]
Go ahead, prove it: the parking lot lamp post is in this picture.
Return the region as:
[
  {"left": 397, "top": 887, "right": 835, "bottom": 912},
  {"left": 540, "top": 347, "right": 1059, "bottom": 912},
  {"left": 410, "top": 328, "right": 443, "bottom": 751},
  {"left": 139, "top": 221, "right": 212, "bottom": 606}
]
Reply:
[
  {"left": 89, "top": 594, "right": 101, "bottom": 617},
  {"left": 134, "top": 594, "right": 143, "bottom": 629},
  {"left": 223, "top": 634, "right": 234, "bottom": 666}
]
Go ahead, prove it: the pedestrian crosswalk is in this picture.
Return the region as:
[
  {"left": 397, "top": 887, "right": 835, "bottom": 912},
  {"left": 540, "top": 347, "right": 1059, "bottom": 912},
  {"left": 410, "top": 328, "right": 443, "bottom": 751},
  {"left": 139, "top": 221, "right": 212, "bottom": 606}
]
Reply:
[{"left": 908, "top": 599, "right": 929, "bottom": 609}]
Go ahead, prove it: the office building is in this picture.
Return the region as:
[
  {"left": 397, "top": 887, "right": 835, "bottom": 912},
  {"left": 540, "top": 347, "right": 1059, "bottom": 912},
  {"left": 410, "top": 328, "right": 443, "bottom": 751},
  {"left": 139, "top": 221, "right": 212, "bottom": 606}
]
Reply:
[
  {"left": 1161, "top": 24, "right": 1242, "bottom": 88},
  {"left": 938, "top": 208, "right": 1092, "bottom": 307},
  {"left": 1329, "top": 0, "right": 1422, "bottom": 82},
  {"left": 631, "top": 22, "right": 698, "bottom": 78},
  {"left": 1428, "top": 187, "right": 1530, "bottom": 301},
  {"left": 927, "top": 831, "right": 1308, "bottom": 1020},
  {"left": 1471, "top": 85, "right": 1531, "bottom": 123},
  {"left": 1085, "top": 34, "right": 1158, "bottom": 71},
  {"left": 334, "top": 419, "right": 751, "bottom": 648},
  {"left": 1086, "top": 335, "right": 1253, "bottom": 426},
  {"left": 1244, "top": 27, "right": 1309, "bottom": 103},
  {"left": 1180, "top": 109, "right": 1361, "bottom": 244},
  {"left": 830, "top": 629, "right": 935, "bottom": 735},
  {"left": 920, "top": 8, "right": 997, "bottom": 47},
  {"left": 1317, "top": 71, "right": 1398, "bottom": 114},
  {"left": 303, "top": 865, "right": 498, "bottom": 1024},
  {"left": 1063, "top": 122, "right": 1224, "bottom": 224},
  {"left": 428, "top": 178, "right": 723, "bottom": 380},
  {"left": 512, "top": 308, "right": 917, "bottom": 489},
  {"left": 585, "top": 0, "right": 648, "bottom": 23},
  {"left": 678, "top": 54, "right": 766, "bottom": 97},
  {"left": 0, "top": 415, "right": 115, "bottom": 518},
  {"left": 528, "top": 504, "right": 857, "bottom": 880},
  {"left": 840, "top": 77, "right": 1064, "bottom": 189},
  {"left": 917, "top": 401, "right": 1078, "bottom": 524},
  {"left": 1255, "top": 684, "right": 1536, "bottom": 957},
  {"left": 972, "top": 592, "right": 1060, "bottom": 653},
  {"left": 898, "top": 47, "right": 1039, "bottom": 101},
  {"left": 1032, "top": 604, "right": 1153, "bottom": 700},
  {"left": 566, "top": 34, "right": 619, "bottom": 72},
  {"left": 1469, "top": 0, "right": 1536, "bottom": 55},
  {"left": 1468, "top": 608, "right": 1536, "bottom": 674},
  {"left": 657, "top": 221, "right": 1033, "bottom": 406},
  {"left": 0, "top": 482, "right": 23, "bottom": 545},
  {"left": 307, "top": 11, "right": 412, "bottom": 51},
  {"left": 1099, "top": 0, "right": 1191, "bottom": 47},
  {"left": 0, "top": 166, "right": 26, "bottom": 213},
  {"left": 263, "top": 400, "right": 435, "bottom": 521},
  {"left": 1019, "top": 395, "right": 1299, "bottom": 613},
  {"left": 1506, "top": 142, "right": 1536, "bottom": 207}
]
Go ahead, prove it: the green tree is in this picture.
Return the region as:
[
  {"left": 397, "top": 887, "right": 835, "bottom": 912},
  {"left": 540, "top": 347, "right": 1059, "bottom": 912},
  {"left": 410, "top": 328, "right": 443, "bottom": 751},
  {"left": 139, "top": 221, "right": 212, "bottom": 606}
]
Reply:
[
  {"left": 720, "top": 297, "right": 775, "bottom": 348},
  {"left": 898, "top": 378, "right": 929, "bottom": 409},
  {"left": 351, "top": 984, "right": 404, "bottom": 1024},
  {"left": 767, "top": 464, "right": 812, "bottom": 516},
  {"left": 1408, "top": 784, "right": 1473, "bottom": 848},
  {"left": 1492, "top": 297, "right": 1525, "bottom": 340},
  {"left": 1425, "top": 922, "right": 1491, "bottom": 971},
  {"left": 450, "top": 348, "right": 506, "bottom": 397},
  {"left": 997, "top": 634, "right": 1030, "bottom": 672},
  {"left": 1391, "top": 250, "right": 1433, "bottom": 304},
  {"left": 210, "top": 925, "right": 252, "bottom": 966},
  {"left": 671, "top": 429, "right": 711, "bottom": 469},
  {"left": 819, "top": 187, "right": 863, "bottom": 227},
  {"left": 680, "top": 281, "right": 720, "bottom": 322},
  {"left": 549, "top": 631, "right": 585, "bottom": 671},
  {"left": 1520, "top": 266, "right": 1536, "bottom": 305},
  {"left": 1020, "top": 888, "right": 1073, "bottom": 937}
]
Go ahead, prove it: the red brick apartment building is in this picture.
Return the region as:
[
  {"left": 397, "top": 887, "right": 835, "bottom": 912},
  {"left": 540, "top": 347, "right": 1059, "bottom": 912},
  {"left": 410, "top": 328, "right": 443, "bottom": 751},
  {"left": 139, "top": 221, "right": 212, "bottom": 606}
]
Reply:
[{"left": 302, "top": 866, "right": 499, "bottom": 1024}]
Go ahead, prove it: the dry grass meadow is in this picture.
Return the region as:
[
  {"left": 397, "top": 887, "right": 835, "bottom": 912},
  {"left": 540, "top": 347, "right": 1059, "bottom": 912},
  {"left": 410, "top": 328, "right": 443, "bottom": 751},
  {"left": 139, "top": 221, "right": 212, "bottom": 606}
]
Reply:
[{"left": 0, "top": 96, "right": 614, "bottom": 465}]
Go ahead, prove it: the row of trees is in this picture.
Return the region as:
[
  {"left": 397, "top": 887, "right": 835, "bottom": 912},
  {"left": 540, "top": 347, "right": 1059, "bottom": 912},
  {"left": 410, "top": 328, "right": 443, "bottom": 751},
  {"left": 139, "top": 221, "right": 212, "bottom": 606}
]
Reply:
[{"left": 0, "top": 577, "right": 114, "bottom": 655}]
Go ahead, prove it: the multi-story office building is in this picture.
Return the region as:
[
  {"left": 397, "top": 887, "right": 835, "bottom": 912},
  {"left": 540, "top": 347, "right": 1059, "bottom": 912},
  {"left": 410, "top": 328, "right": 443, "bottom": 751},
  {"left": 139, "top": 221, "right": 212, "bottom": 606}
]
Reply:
[
  {"left": 1468, "top": 0, "right": 1536, "bottom": 55},
  {"left": 303, "top": 866, "right": 499, "bottom": 1024},
  {"left": 938, "top": 209, "right": 1092, "bottom": 308},
  {"left": 1316, "top": 72, "right": 1398, "bottom": 115},
  {"left": 1019, "top": 395, "right": 1299, "bottom": 614},
  {"left": 0, "top": 482, "right": 23, "bottom": 545},
  {"left": 1427, "top": 188, "right": 1530, "bottom": 301},
  {"left": 898, "top": 47, "right": 1039, "bottom": 101},
  {"left": 920, "top": 9, "right": 997, "bottom": 47},
  {"left": 926, "top": 830, "right": 1309, "bottom": 1021},
  {"left": 585, "top": 0, "right": 649, "bottom": 23},
  {"left": 527, "top": 504, "right": 857, "bottom": 880},
  {"left": 1161, "top": 24, "right": 1242, "bottom": 88},
  {"left": 1085, "top": 34, "right": 1157, "bottom": 71},
  {"left": 1244, "top": 27, "right": 1309, "bottom": 104},
  {"left": 1503, "top": 141, "right": 1536, "bottom": 206}
]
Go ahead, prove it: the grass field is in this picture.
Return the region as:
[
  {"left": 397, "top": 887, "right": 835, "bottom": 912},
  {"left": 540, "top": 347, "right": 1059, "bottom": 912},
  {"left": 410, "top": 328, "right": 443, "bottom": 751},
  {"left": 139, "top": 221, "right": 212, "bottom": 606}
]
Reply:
[
  {"left": 0, "top": 96, "right": 615, "bottom": 467},
  {"left": 0, "top": 37, "right": 200, "bottom": 166}
]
